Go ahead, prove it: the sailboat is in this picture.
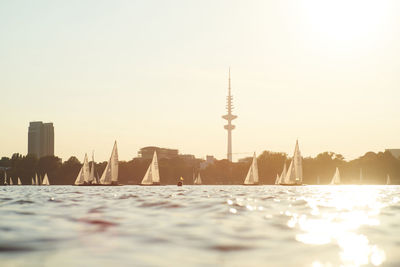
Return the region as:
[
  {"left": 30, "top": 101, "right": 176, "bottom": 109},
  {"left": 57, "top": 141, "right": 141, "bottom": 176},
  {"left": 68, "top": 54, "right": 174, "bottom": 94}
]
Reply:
[
  {"left": 4, "top": 171, "right": 8, "bottom": 185},
  {"left": 330, "top": 167, "right": 341, "bottom": 185},
  {"left": 274, "top": 174, "right": 280, "bottom": 185},
  {"left": 141, "top": 151, "right": 160, "bottom": 185},
  {"left": 31, "top": 177, "right": 35, "bottom": 185},
  {"left": 75, "top": 154, "right": 90, "bottom": 185},
  {"left": 243, "top": 152, "right": 259, "bottom": 185},
  {"left": 276, "top": 163, "right": 287, "bottom": 184},
  {"left": 280, "top": 140, "right": 303, "bottom": 186},
  {"left": 194, "top": 172, "right": 202, "bottom": 185},
  {"left": 89, "top": 152, "right": 97, "bottom": 184},
  {"left": 9, "top": 177, "right": 13, "bottom": 186},
  {"left": 42, "top": 173, "right": 50, "bottom": 185},
  {"left": 35, "top": 173, "right": 39, "bottom": 185},
  {"left": 99, "top": 141, "right": 120, "bottom": 186},
  {"left": 17, "top": 177, "right": 22, "bottom": 185},
  {"left": 386, "top": 174, "right": 391, "bottom": 185}
]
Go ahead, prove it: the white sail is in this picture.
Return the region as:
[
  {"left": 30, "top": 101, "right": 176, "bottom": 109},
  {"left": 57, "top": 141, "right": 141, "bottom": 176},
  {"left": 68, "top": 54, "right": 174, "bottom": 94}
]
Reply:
[
  {"left": 17, "top": 177, "right": 22, "bottom": 185},
  {"left": 42, "top": 173, "right": 50, "bottom": 185},
  {"left": 100, "top": 141, "right": 119, "bottom": 185},
  {"left": 75, "top": 154, "right": 90, "bottom": 185},
  {"left": 278, "top": 163, "right": 287, "bottom": 184},
  {"left": 284, "top": 160, "right": 296, "bottom": 184},
  {"left": 293, "top": 140, "right": 303, "bottom": 184},
  {"left": 89, "top": 151, "right": 95, "bottom": 183},
  {"left": 4, "top": 171, "right": 7, "bottom": 185},
  {"left": 386, "top": 174, "right": 391, "bottom": 185},
  {"left": 35, "top": 173, "right": 39, "bottom": 185},
  {"left": 32, "top": 177, "right": 35, "bottom": 185},
  {"left": 330, "top": 167, "right": 341, "bottom": 185},
  {"left": 194, "top": 173, "right": 202, "bottom": 185},
  {"left": 244, "top": 152, "right": 259, "bottom": 185},
  {"left": 275, "top": 174, "right": 280, "bottom": 185},
  {"left": 9, "top": 177, "right": 13, "bottom": 185},
  {"left": 82, "top": 154, "right": 91, "bottom": 184},
  {"left": 282, "top": 140, "right": 303, "bottom": 185},
  {"left": 141, "top": 151, "right": 160, "bottom": 185}
]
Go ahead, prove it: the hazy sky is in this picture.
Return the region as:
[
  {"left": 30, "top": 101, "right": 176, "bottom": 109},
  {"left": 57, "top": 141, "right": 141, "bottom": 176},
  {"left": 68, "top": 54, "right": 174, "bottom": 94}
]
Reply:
[{"left": 1, "top": 0, "right": 400, "bottom": 162}]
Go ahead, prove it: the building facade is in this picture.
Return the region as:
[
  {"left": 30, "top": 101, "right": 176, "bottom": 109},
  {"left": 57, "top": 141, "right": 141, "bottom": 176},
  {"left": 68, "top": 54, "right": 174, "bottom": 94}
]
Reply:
[{"left": 28, "top": 121, "right": 54, "bottom": 158}]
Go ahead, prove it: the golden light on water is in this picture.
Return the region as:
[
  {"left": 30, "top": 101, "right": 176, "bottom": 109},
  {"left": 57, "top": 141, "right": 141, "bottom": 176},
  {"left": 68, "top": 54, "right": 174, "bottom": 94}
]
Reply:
[{"left": 288, "top": 186, "right": 387, "bottom": 266}]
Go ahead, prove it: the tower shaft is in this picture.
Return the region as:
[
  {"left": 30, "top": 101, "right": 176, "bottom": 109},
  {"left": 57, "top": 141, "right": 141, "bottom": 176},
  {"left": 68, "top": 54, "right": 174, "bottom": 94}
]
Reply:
[{"left": 222, "top": 68, "right": 237, "bottom": 162}]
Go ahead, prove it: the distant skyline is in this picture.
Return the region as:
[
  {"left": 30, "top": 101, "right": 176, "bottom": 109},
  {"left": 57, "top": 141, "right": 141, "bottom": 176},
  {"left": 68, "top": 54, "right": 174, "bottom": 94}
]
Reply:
[{"left": 1, "top": 1, "right": 400, "bottom": 162}]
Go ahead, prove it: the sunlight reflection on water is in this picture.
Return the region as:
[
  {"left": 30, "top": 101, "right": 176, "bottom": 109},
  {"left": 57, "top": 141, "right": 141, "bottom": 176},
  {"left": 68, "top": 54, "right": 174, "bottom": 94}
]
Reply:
[{"left": 291, "top": 186, "right": 387, "bottom": 266}]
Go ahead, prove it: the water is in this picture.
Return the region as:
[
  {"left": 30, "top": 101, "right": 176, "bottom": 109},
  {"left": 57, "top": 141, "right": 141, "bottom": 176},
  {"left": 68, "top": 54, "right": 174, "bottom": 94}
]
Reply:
[{"left": 1, "top": 185, "right": 400, "bottom": 267}]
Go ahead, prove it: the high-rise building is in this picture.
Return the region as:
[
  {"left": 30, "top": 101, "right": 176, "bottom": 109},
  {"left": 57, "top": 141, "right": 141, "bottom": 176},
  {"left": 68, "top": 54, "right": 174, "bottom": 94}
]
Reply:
[
  {"left": 28, "top": 121, "right": 54, "bottom": 158},
  {"left": 222, "top": 68, "right": 237, "bottom": 162}
]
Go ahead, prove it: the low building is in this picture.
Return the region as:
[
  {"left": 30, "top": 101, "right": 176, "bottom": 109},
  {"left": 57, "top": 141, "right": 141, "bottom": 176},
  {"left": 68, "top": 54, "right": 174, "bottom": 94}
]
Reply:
[
  {"left": 200, "top": 155, "right": 216, "bottom": 169},
  {"left": 238, "top": 157, "right": 252, "bottom": 163},
  {"left": 386, "top": 149, "right": 400, "bottom": 159},
  {"left": 138, "top": 147, "right": 179, "bottom": 160}
]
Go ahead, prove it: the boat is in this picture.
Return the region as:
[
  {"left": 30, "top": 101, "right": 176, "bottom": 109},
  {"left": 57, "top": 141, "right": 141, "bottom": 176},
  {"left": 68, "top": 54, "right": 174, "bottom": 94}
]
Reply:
[
  {"left": 243, "top": 152, "right": 259, "bottom": 185},
  {"left": 31, "top": 177, "right": 35, "bottom": 185},
  {"left": 74, "top": 154, "right": 90, "bottom": 186},
  {"left": 99, "top": 141, "right": 120, "bottom": 186},
  {"left": 330, "top": 167, "right": 341, "bottom": 185},
  {"left": 177, "top": 177, "right": 183, "bottom": 186},
  {"left": 141, "top": 151, "right": 161, "bottom": 186},
  {"left": 42, "top": 173, "right": 50, "bottom": 185},
  {"left": 35, "top": 173, "right": 39, "bottom": 185},
  {"left": 17, "top": 177, "right": 22, "bottom": 185},
  {"left": 280, "top": 140, "right": 303, "bottom": 186},
  {"left": 9, "top": 176, "right": 13, "bottom": 186},
  {"left": 194, "top": 172, "right": 202, "bottom": 185},
  {"left": 386, "top": 174, "right": 391, "bottom": 185},
  {"left": 3, "top": 171, "right": 8, "bottom": 185}
]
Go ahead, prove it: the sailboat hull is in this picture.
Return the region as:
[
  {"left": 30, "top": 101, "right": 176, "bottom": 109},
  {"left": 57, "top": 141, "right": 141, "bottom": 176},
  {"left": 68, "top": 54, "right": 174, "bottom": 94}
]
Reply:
[
  {"left": 74, "top": 183, "right": 123, "bottom": 186},
  {"left": 140, "top": 182, "right": 162, "bottom": 186}
]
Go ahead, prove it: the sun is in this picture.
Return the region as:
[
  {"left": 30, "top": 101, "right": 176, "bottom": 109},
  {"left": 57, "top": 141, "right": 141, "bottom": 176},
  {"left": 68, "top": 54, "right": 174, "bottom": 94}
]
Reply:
[{"left": 300, "top": 0, "right": 390, "bottom": 44}]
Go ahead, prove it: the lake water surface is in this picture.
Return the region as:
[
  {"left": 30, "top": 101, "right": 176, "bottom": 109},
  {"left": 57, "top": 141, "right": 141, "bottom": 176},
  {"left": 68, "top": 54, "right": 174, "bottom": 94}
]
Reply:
[{"left": 1, "top": 185, "right": 399, "bottom": 267}]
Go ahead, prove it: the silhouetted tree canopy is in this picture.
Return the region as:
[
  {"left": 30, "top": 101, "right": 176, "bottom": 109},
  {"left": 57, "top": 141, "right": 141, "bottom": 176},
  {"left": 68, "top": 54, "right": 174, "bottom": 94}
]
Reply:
[{"left": 0, "top": 150, "right": 398, "bottom": 185}]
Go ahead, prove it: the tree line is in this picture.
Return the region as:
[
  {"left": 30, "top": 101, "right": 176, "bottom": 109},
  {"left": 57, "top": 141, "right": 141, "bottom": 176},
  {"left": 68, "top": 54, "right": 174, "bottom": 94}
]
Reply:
[{"left": 0, "top": 150, "right": 399, "bottom": 185}]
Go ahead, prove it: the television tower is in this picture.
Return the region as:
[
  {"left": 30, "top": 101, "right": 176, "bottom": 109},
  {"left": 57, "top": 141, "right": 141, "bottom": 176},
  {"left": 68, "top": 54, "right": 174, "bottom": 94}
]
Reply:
[{"left": 222, "top": 68, "right": 237, "bottom": 162}]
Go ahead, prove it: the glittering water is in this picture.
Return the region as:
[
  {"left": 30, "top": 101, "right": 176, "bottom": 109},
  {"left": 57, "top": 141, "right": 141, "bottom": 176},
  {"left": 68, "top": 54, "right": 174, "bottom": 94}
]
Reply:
[{"left": 1, "top": 185, "right": 400, "bottom": 267}]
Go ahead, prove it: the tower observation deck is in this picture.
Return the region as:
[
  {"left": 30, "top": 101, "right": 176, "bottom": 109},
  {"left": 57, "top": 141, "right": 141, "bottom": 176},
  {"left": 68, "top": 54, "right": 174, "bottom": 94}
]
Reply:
[{"left": 222, "top": 68, "right": 237, "bottom": 162}]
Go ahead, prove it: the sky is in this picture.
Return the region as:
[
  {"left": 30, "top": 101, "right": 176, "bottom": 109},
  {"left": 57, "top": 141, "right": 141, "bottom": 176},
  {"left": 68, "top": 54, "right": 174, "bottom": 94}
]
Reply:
[{"left": 1, "top": 0, "right": 400, "bottom": 162}]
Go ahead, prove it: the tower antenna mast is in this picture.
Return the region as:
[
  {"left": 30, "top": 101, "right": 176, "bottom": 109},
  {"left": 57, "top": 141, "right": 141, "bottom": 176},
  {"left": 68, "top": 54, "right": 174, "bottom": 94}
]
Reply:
[{"left": 222, "top": 68, "right": 237, "bottom": 162}]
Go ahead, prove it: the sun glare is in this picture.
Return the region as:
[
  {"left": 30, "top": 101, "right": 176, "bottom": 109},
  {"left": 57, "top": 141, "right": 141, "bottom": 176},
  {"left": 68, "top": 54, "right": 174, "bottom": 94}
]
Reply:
[{"left": 300, "top": 0, "right": 390, "bottom": 44}]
